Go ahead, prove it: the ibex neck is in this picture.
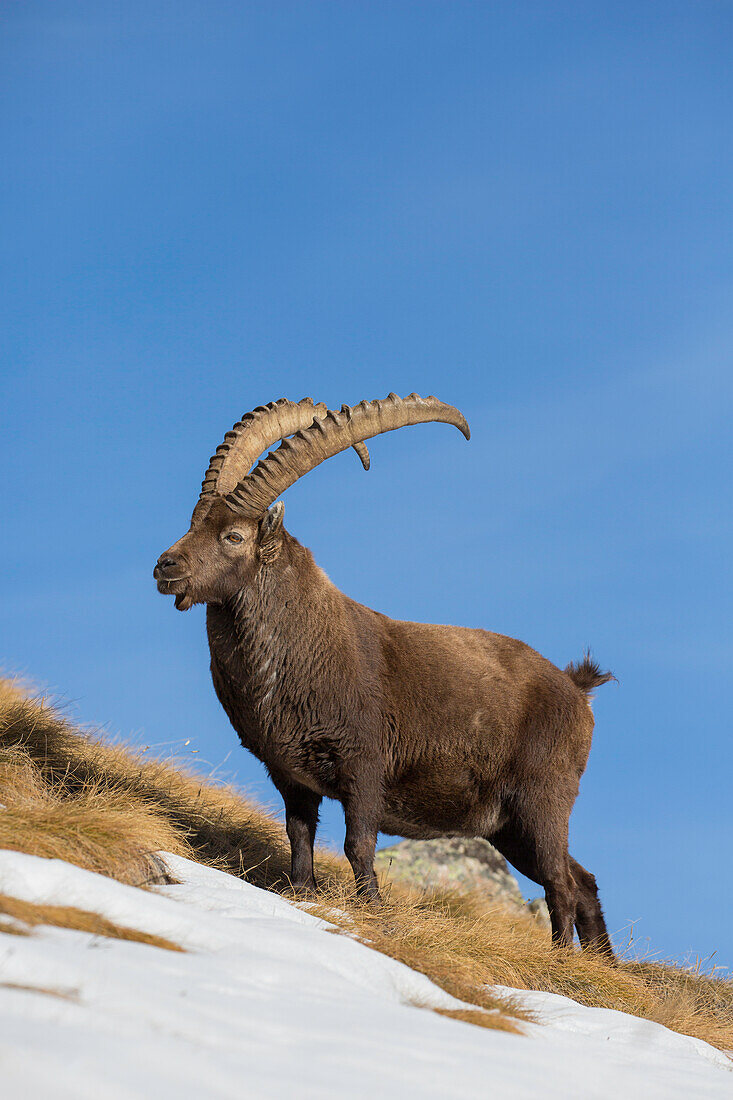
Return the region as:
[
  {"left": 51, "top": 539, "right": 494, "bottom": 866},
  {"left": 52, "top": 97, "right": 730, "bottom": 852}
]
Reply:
[{"left": 205, "top": 535, "right": 339, "bottom": 742}]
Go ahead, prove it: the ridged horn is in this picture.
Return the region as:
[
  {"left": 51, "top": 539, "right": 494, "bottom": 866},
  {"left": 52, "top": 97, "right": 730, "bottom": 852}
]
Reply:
[
  {"left": 225, "top": 392, "right": 470, "bottom": 517},
  {"left": 192, "top": 398, "right": 371, "bottom": 522}
]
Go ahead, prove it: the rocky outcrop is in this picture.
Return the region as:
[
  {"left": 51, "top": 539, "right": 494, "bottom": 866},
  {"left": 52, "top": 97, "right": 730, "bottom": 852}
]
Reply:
[{"left": 374, "top": 837, "right": 550, "bottom": 928}]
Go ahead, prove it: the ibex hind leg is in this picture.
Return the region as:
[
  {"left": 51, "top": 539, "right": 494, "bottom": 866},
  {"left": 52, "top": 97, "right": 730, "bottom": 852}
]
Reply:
[
  {"left": 569, "top": 855, "right": 615, "bottom": 960},
  {"left": 487, "top": 813, "right": 577, "bottom": 949}
]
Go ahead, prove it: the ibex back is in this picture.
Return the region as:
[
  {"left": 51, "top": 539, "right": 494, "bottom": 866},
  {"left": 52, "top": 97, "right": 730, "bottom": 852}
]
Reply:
[{"left": 154, "top": 394, "right": 614, "bottom": 956}]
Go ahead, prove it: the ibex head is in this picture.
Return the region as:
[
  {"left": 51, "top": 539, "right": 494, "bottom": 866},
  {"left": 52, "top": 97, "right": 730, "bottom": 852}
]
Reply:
[{"left": 154, "top": 393, "right": 470, "bottom": 611}]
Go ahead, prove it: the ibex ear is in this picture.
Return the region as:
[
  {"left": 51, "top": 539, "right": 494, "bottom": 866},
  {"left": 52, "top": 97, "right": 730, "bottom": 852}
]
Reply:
[{"left": 257, "top": 502, "right": 285, "bottom": 557}]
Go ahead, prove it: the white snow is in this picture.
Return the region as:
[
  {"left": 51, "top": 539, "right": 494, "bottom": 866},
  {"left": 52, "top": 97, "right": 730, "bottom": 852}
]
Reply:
[{"left": 0, "top": 850, "right": 730, "bottom": 1099}]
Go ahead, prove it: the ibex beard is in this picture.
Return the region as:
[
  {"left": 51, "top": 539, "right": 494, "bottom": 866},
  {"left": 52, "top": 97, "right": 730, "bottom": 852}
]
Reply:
[{"left": 155, "top": 394, "right": 615, "bottom": 958}]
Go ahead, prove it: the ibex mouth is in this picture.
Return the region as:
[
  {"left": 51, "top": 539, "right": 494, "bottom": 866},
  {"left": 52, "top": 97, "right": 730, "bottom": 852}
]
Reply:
[{"left": 157, "top": 576, "right": 193, "bottom": 611}]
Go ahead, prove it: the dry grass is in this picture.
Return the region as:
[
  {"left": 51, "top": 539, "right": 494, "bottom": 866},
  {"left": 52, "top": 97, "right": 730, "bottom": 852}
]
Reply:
[
  {"left": 304, "top": 882, "right": 733, "bottom": 1049},
  {"left": 431, "top": 1006, "right": 524, "bottom": 1034},
  {"left": 0, "top": 676, "right": 343, "bottom": 891},
  {"left": 0, "top": 742, "right": 186, "bottom": 888},
  {"left": 1, "top": 676, "right": 732, "bottom": 1047},
  {"left": 0, "top": 892, "right": 182, "bottom": 951},
  {"left": 0, "top": 981, "right": 79, "bottom": 1001}
]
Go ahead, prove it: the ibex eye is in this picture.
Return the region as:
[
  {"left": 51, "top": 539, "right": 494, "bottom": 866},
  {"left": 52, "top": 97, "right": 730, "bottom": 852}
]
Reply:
[{"left": 225, "top": 532, "right": 243, "bottom": 544}]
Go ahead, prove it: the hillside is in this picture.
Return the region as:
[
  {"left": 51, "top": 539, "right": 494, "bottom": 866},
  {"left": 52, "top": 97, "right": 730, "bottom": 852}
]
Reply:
[
  {"left": 2, "top": 849, "right": 732, "bottom": 1099},
  {"left": 0, "top": 677, "right": 731, "bottom": 1097}
]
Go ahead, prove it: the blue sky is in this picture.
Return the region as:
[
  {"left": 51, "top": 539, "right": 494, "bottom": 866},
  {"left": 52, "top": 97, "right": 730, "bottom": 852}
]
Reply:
[{"left": 2, "top": 2, "right": 731, "bottom": 967}]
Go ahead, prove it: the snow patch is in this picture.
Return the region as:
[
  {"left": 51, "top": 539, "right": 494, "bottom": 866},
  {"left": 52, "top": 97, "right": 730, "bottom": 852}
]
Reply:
[{"left": 0, "top": 851, "right": 730, "bottom": 1099}]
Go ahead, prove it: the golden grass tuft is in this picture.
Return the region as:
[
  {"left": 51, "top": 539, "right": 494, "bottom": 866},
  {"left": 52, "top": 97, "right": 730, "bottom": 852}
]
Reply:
[
  {"left": 1, "top": 981, "right": 79, "bottom": 1001},
  {"left": 0, "top": 893, "right": 183, "bottom": 952},
  {"left": 304, "top": 882, "right": 733, "bottom": 1048},
  {"left": 0, "top": 743, "right": 187, "bottom": 887},
  {"left": 0, "top": 676, "right": 344, "bottom": 891},
  {"left": 431, "top": 1006, "right": 524, "bottom": 1034},
  {"left": 1, "top": 675, "right": 732, "bottom": 1047}
]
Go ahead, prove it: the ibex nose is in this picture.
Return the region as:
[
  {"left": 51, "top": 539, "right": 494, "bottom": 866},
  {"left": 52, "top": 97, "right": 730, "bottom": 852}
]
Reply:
[{"left": 154, "top": 555, "right": 178, "bottom": 579}]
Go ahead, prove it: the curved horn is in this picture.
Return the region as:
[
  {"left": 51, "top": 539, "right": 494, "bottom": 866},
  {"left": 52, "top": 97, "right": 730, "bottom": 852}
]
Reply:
[
  {"left": 225, "top": 392, "right": 470, "bottom": 517},
  {"left": 192, "top": 398, "right": 371, "bottom": 521}
]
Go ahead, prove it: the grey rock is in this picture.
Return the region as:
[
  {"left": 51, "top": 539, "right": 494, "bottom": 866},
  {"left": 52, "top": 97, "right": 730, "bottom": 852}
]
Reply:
[
  {"left": 374, "top": 837, "right": 550, "bottom": 928},
  {"left": 527, "top": 896, "right": 551, "bottom": 925}
]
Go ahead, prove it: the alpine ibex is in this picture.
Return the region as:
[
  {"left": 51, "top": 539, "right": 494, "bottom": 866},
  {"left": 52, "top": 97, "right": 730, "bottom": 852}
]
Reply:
[{"left": 155, "top": 394, "right": 614, "bottom": 955}]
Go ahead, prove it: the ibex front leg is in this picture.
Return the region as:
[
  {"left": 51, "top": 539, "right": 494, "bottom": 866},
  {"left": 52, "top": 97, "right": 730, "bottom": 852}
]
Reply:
[
  {"left": 274, "top": 775, "right": 322, "bottom": 896},
  {"left": 342, "top": 768, "right": 382, "bottom": 901}
]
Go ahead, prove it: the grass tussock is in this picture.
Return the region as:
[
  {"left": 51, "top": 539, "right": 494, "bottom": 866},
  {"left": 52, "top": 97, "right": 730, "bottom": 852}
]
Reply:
[
  {"left": 0, "top": 677, "right": 344, "bottom": 891},
  {"left": 431, "top": 1006, "right": 523, "bottom": 1034},
  {"left": 305, "top": 883, "right": 733, "bottom": 1049},
  {"left": 0, "top": 743, "right": 185, "bottom": 887},
  {"left": 1, "top": 676, "right": 732, "bottom": 1047},
  {"left": 0, "top": 893, "right": 183, "bottom": 952},
  {"left": 1, "top": 981, "right": 79, "bottom": 1001}
]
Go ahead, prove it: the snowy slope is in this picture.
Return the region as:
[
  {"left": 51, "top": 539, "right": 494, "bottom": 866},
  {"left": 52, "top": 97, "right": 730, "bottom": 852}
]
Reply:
[{"left": 0, "top": 851, "right": 730, "bottom": 1100}]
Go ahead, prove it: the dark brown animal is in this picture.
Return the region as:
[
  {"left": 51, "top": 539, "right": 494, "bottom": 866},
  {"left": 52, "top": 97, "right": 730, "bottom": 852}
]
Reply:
[{"left": 154, "top": 394, "right": 614, "bottom": 955}]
